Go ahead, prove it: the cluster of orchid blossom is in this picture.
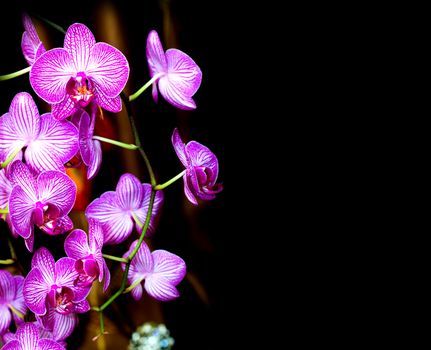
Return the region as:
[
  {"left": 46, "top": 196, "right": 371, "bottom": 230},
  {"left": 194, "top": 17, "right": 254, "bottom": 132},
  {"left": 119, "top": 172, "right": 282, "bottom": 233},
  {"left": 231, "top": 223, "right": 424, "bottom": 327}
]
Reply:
[{"left": 0, "top": 14, "right": 222, "bottom": 349}]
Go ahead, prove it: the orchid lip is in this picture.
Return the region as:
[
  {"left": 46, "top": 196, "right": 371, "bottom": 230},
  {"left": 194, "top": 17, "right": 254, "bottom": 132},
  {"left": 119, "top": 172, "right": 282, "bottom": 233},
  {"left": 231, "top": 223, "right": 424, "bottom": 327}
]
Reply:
[{"left": 66, "top": 72, "right": 94, "bottom": 107}]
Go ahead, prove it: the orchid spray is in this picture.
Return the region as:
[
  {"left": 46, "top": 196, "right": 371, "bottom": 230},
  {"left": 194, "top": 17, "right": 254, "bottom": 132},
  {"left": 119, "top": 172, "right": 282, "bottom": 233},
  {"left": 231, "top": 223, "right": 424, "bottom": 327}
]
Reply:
[{"left": 0, "top": 9, "right": 222, "bottom": 349}]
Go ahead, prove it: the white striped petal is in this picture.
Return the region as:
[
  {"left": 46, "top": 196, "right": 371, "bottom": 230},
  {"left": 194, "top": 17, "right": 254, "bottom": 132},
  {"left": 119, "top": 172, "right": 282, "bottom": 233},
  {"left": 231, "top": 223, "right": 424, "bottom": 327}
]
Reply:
[
  {"left": 116, "top": 173, "right": 143, "bottom": 210},
  {"left": 64, "top": 23, "right": 96, "bottom": 71}
]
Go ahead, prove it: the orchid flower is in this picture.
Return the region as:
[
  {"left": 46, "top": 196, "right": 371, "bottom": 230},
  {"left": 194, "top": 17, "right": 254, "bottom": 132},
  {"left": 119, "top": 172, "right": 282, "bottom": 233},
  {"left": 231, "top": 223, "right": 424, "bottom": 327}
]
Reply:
[
  {"left": 85, "top": 173, "right": 164, "bottom": 244},
  {"left": 172, "top": 128, "right": 223, "bottom": 205},
  {"left": 146, "top": 30, "right": 202, "bottom": 110},
  {"left": 0, "top": 323, "right": 65, "bottom": 350},
  {"left": 0, "top": 270, "right": 26, "bottom": 335},
  {"left": 64, "top": 218, "right": 111, "bottom": 291},
  {"left": 21, "top": 14, "right": 46, "bottom": 66},
  {"left": 23, "top": 247, "right": 91, "bottom": 322},
  {"left": 122, "top": 240, "right": 186, "bottom": 301},
  {"left": 0, "top": 169, "right": 18, "bottom": 238},
  {"left": 0, "top": 92, "right": 79, "bottom": 174},
  {"left": 8, "top": 161, "right": 76, "bottom": 251},
  {"left": 30, "top": 23, "right": 129, "bottom": 120}
]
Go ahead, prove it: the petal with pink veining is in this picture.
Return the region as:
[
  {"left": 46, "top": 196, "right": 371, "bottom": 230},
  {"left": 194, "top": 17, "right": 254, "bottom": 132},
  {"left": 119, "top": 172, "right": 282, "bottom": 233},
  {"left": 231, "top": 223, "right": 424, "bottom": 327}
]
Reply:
[
  {"left": 87, "top": 42, "right": 129, "bottom": 98},
  {"left": 64, "top": 229, "right": 90, "bottom": 260},
  {"left": 9, "top": 186, "right": 35, "bottom": 239},
  {"left": 166, "top": 48, "right": 202, "bottom": 95},
  {"left": 183, "top": 176, "right": 198, "bottom": 205},
  {"left": 1, "top": 340, "right": 19, "bottom": 350},
  {"left": 0, "top": 113, "right": 26, "bottom": 165},
  {"left": 152, "top": 250, "right": 186, "bottom": 286},
  {"left": 64, "top": 23, "right": 96, "bottom": 71},
  {"left": 186, "top": 141, "right": 219, "bottom": 179},
  {"left": 31, "top": 247, "right": 55, "bottom": 283},
  {"left": 158, "top": 77, "right": 196, "bottom": 110},
  {"left": 74, "top": 299, "right": 90, "bottom": 313},
  {"left": 11, "top": 276, "right": 27, "bottom": 325},
  {"left": 37, "top": 171, "right": 76, "bottom": 215},
  {"left": 0, "top": 305, "right": 12, "bottom": 335},
  {"left": 30, "top": 48, "right": 74, "bottom": 104},
  {"left": 116, "top": 173, "right": 144, "bottom": 210},
  {"left": 144, "top": 277, "right": 180, "bottom": 301},
  {"left": 8, "top": 161, "right": 37, "bottom": 200},
  {"left": 9, "top": 92, "right": 40, "bottom": 141},
  {"left": 38, "top": 339, "right": 65, "bottom": 350},
  {"left": 146, "top": 30, "right": 167, "bottom": 77},
  {"left": 92, "top": 84, "right": 122, "bottom": 112},
  {"left": 86, "top": 139, "right": 102, "bottom": 179},
  {"left": 133, "top": 185, "right": 164, "bottom": 237},
  {"left": 26, "top": 113, "right": 78, "bottom": 173},
  {"left": 51, "top": 96, "right": 78, "bottom": 121},
  {"left": 54, "top": 258, "right": 79, "bottom": 289},
  {"left": 85, "top": 192, "right": 134, "bottom": 244},
  {"left": 171, "top": 128, "right": 188, "bottom": 167},
  {"left": 16, "top": 323, "right": 39, "bottom": 348},
  {"left": 23, "top": 268, "right": 50, "bottom": 315}
]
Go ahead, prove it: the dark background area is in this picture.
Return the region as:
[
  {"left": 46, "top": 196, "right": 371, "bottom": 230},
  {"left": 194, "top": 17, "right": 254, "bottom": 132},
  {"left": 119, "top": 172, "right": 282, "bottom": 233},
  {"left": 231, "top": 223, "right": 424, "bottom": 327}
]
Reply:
[{"left": 0, "top": 0, "right": 252, "bottom": 349}]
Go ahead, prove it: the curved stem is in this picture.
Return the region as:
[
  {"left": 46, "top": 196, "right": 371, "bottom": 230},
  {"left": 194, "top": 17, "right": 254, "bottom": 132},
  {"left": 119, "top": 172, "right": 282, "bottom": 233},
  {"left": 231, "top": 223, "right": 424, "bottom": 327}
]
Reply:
[
  {"left": 128, "top": 74, "right": 162, "bottom": 102},
  {"left": 102, "top": 254, "right": 128, "bottom": 263},
  {"left": 154, "top": 170, "right": 186, "bottom": 190},
  {"left": 32, "top": 13, "right": 66, "bottom": 33},
  {"left": 93, "top": 136, "right": 139, "bottom": 150},
  {"left": 120, "top": 92, "right": 156, "bottom": 186},
  {"left": 0, "top": 67, "right": 31, "bottom": 81}
]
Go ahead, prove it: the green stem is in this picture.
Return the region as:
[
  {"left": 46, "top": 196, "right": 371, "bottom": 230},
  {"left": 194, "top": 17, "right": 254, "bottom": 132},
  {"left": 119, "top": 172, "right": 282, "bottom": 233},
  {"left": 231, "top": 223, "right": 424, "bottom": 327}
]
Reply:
[
  {"left": 32, "top": 14, "right": 66, "bottom": 34},
  {"left": 1, "top": 145, "right": 24, "bottom": 169},
  {"left": 102, "top": 254, "right": 128, "bottom": 263},
  {"left": 120, "top": 92, "right": 156, "bottom": 186},
  {"left": 99, "top": 311, "right": 105, "bottom": 334},
  {"left": 0, "top": 208, "right": 8, "bottom": 214},
  {"left": 93, "top": 136, "right": 139, "bottom": 150},
  {"left": 124, "top": 276, "right": 145, "bottom": 294},
  {"left": 0, "top": 259, "right": 15, "bottom": 265},
  {"left": 0, "top": 66, "right": 31, "bottom": 82},
  {"left": 154, "top": 170, "right": 186, "bottom": 190},
  {"left": 128, "top": 74, "right": 162, "bottom": 102}
]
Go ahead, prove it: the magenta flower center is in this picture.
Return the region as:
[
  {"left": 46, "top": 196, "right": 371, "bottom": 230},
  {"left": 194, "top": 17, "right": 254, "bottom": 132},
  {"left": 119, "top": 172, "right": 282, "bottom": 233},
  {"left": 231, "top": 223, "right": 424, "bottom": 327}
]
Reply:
[
  {"left": 66, "top": 72, "right": 94, "bottom": 107},
  {"left": 74, "top": 257, "right": 99, "bottom": 287},
  {"left": 32, "top": 202, "right": 60, "bottom": 227},
  {"left": 48, "top": 286, "right": 75, "bottom": 315}
]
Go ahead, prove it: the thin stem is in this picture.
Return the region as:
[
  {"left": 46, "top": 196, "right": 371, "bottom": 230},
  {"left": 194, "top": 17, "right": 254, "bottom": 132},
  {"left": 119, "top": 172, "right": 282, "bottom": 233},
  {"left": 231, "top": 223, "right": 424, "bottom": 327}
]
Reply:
[
  {"left": 102, "top": 254, "right": 128, "bottom": 263},
  {"left": 124, "top": 277, "right": 145, "bottom": 294},
  {"left": 0, "top": 259, "right": 15, "bottom": 265},
  {"left": 99, "top": 312, "right": 105, "bottom": 334},
  {"left": 1, "top": 145, "right": 23, "bottom": 169},
  {"left": 0, "top": 67, "right": 31, "bottom": 81},
  {"left": 0, "top": 208, "right": 8, "bottom": 214},
  {"left": 154, "top": 170, "right": 186, "bottom": 190},
  {"left": 128, "top": 74, "right": 161, "bottom": 102},
  {"left": 93, "top": 136, "right": 139, "bottom": 150},
  {"left": 8, "top": 236, "right": 17, "bottom": 260},
  {"left": 32, "top": 14, "right": 66, "bottom": 33},
  {"left": 120, "top": 92, "right": 156, "bottom": 186}
]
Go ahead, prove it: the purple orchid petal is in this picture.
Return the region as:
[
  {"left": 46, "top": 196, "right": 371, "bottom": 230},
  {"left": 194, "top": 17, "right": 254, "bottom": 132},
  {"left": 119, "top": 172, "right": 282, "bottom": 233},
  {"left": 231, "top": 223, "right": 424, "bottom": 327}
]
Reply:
[
  {"left": 54, "top": 258, "right": 80, "bottom": 290},
  {"left": 11, "top": 276, "right": 27, "bottom": 325},
  {"left": 21, "top": 14, "right": 44, "bottom": 66},
  {"left": 35, "top": 42, "right": 46, "bottom": 60},
  {"left": 1, "top": 340, "right": 20, "bottom": 350},
  {"left": 51, "top": 96, "right": 78, "bottom": 121},
  {"left": 78, "top": 109, "right": 92, "bottom": 165},
  {"left": 87, "top": 42, "right": 129, "bottom": 98},
  {"left": 133, "top": 185, "right": 164, "bottom": 237},
  {"left": 40, "top": 307, "right": 77, "bottom": 342},
  {"left": 146, "top": 30, "right": 167, "bottom": 78},
  {"left": 73, "top": 299, "right": 90, "bottom": 313},
  {"left": 0, "top": 169, "right": 12, "bottom": 209},
  {"left": 166, "top": 49, "right": 202, "bottom": 94},
  {"left": 40, "top": 214, "right": 73, "bottom": 236},
  {"left": 116, "top": 173, "right": 144, "bottom": 210},
  {"left": 171, "top": 128, "right": 188, "bottom": 167},
  {"left": 158, "top": 77, "right": 197, "bottom": 110},
  {"left": 64, "top": 23, "right": 96, "bottom": 71},
  {"left": 130, "top": 282, "right": 143, "bottom": 301},
  {"left": 186, "top": 141, "right": 219, "bottom": 180},
  {"left": 9, "top": 92, "right": 40, "bottom": 140},
  {"left": 37, "top": 171, "right": 76, "bottom": 215},
  {"left": 85, "top": 192, "right": 134, "bottom": 244},
  {"left": 38, "top": 339, "right": 66, "bottom": 350},
  {"left": 131, "top": 240, "right": 154, "bottom": 274},
  {"left": 16, "top": 323, "right": 39, "bottom": 348},
  {"left": 64, "top": 229, "right": 90, "bottom": 260},
  {"left": 151, "top": 82, "right": 159, "bottom": 103},
  {"left": 24, "top": 233, "right": 35, "bottom": 252},
  {"left": 8, "top": 160, "right": 37, "bottom": 200},
  {"left": 24, "top": 113, "right": 79, "bottom": 173},
  {"left": 31, "top": 247, "right": 55, "bottom": 283},
  {"left": 87, "top": 139, "right": 102, "bottom": 179},
  {"left": 0, "top": 113, "right": 26, "bottom": 164},
  {"left": 0, "top": 305, "right": 12, "bottom": 335},
  {"left": 23, "top": 268, "right": 49, "bottom": 315},
  {"left": 87, "top": 219, "right": 106, "bottom": 284},
  {"left": 151, "top": 250, "right": 186, "bottom": 286},
  {"left": 92, "top": 86, "right": 122, "bottom": 112},
  {"left": 102, "top": 262, "right": 111, "bottom": 292},
  {"left": 144, "top": 276, "right": 180, "bottom": 301},
  {"left": 0, "top": 270, "right": 14, "bottom": 299},
  {"left": 9, "top": 186, "right": 35, "bottom": 239},
  {"left": 30, "top": 48, "right": 74, "bottom": 104}
]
